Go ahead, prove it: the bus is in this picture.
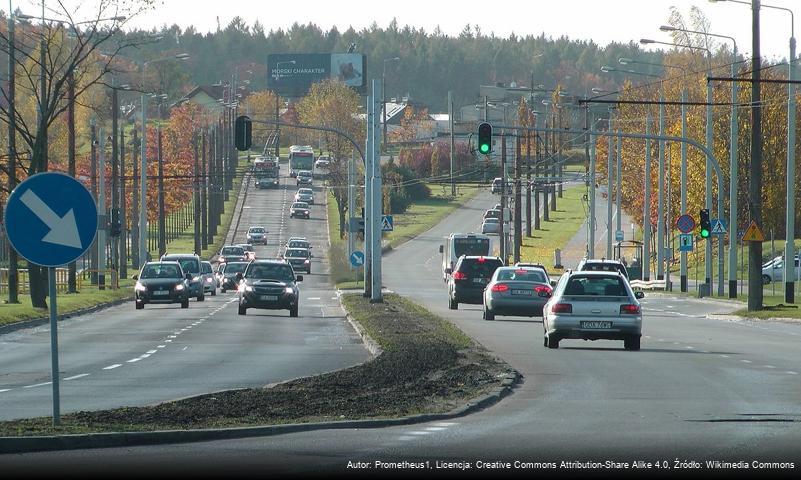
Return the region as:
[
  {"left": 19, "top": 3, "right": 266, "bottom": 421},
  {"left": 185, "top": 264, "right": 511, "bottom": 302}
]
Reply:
[
  {"left": 253, "top": 156, "right": 280, "bottom": 188},
  {"left": 439, "top": 233, "right": 492, "bottom": 281},
  {"left": 288, "top": 145, "right": 315, "bottom": 177}
]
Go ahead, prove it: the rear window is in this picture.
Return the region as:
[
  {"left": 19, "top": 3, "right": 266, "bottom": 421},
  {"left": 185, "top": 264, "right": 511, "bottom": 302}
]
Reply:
[
  {"left": 222, "top": 247, "right": 245, "bottom": 256},
  {"left": 457, "top": 259, "right": 503, "bottom": 278},
  {"left": 453, "top": 237, "right": 490, "bottom": 257},
  {"left": 496, "top": 269, "right": 546, "bottom": 283},
  {"left": 224, "top": 263, "right": 248, "bottom": 274},
  {"left": 563, "top": 276, "right": 628, "bottom": 296}
]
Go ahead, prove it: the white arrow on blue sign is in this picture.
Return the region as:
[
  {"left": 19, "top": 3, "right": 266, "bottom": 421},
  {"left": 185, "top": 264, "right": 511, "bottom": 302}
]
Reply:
[
  {"left": 349, "top": 250, "right": 365, "bottom": 268},
  {"left": 4, "top": 172, "right": 98, "bottom": 267}
]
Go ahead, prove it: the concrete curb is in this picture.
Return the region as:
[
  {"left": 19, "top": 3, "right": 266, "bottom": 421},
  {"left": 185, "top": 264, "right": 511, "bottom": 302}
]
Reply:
[
  {"left": 0, "top": 295, "right": 133, "bottom": 336},
  {"left": 336, "top": 292, "right": 383, "bottom": 358},
  {"left": 0, "top": 371, "right": 521, "bottom": 454}
]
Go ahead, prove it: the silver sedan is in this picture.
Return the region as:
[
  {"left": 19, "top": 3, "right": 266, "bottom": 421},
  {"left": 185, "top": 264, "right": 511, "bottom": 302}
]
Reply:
[
  {"left": 542, "top": 270, "right": 644, "bottom": 350},
  {"left": 481, "top": 218, "right": 501, "bottom": 234},
  {"left": 483, "top": 267, "right": 552, "bottom": 320}
]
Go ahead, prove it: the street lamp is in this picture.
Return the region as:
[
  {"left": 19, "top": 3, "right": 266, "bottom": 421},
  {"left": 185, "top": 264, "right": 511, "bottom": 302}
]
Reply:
[
  {"left": 138, "top": 52, "right": 190, "bottom": 268},
  {"left": 382, "top": 57, "right": 400, "bottom": 151},
  {"left": 709, "top": 0, "right": 797, "bottom": 301}
]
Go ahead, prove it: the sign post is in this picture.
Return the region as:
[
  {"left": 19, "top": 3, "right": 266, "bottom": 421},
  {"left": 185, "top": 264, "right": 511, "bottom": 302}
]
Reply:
[{"left": 4, "top": 173, "right": 98, "bottom": 425}]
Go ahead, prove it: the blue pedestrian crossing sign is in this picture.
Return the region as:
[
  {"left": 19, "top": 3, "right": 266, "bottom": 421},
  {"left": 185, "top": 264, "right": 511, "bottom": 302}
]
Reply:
[
  {"left": 711, "top": 218, "right": 727, "bottom": 235},
  {"left": 3, "top": 172, "right": 97, "bottom": 267},
  {"left": 349, "top": 250, "right": 365, "bottom": 268},
  {"left": 382, "top": 215, "right": 394, "bottom": 232}
]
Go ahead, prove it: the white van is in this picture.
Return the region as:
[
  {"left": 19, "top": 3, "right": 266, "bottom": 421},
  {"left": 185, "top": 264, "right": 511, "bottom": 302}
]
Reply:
[{"left": 439, "top": 233, "right": 492, "bottom": 281}]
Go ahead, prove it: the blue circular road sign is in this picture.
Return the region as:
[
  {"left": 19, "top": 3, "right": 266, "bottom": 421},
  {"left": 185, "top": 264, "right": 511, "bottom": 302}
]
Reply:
[
  {"left": 4, "top": 172, "right": 98, "bottom": 267},
  {"left": 676, "top": 214, "right": 696, "bottom": 234},
  {"left": 349, "top": 250, "right": 365, "bottom": 268}
]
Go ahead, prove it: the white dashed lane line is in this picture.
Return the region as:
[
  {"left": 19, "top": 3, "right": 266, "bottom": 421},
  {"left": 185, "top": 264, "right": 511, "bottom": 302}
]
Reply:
[
  {"left": 0, "top": 389, "right": 10, "bottom": 393},
  {"left": 103, "top": 364, "right": 122, "bottom": 370},
  {"left": 64, "top": 374, "right": 90, "bottom": 381},
  {"left": 23, "top": 382, "right": 51, "bottom": 389}
]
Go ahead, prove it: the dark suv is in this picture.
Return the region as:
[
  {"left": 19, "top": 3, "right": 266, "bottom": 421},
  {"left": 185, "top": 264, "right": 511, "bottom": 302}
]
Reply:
[
  {"left": 576, "top": 259, "right": 629, "bottom": 279},
  {"left": 447, "top": 255, "right": 504, "bottom": 309},
  {"left": 237, "top": 260, "right": 303, "bottom": 317}
]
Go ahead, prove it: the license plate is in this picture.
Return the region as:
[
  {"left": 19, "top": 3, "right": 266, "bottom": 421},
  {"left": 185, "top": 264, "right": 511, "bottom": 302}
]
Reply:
[
  {"left": 260, "top": 295, "right": 278, "bottom": 301},
  {"left": 153, "top": 291, "right": 169, "bottom": 296},
  {"left": 511, "top": 289, "right": 532, "bottom": 296},
  {"left": 581, "top": 321, "right": 612, "bottom": 329}
]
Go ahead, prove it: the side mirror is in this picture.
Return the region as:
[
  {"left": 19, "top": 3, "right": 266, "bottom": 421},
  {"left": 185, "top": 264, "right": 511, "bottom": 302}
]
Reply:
[
  {"left": 538, "top": 290, "right": 552, "bottom": 298},
  {"left": 131, "top": 274, "right": 138, "bottom": 280},
  {"left": 445, "top": 267, "right": 452, "bottom": 275},
  {"left": 296, "top": 275, "right": 304, "bottom": 282},
  {"left": 236, "top": 272, "right": 244, "bottom": 281},
  {"left": 185, "top": 273, "right": 193, "bottom": 281},
  {"left": 439, "top": 245, "right": 444, "bottom": 254},
  {"left": 634, "top": 291, "right": 645, "bottom": 299}
]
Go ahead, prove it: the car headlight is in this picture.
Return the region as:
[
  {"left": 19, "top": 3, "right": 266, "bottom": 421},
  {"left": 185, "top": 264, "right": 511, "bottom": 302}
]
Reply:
[
  {"left": 205, "top": 277, "right": 213, "bottom": 283},
  {"left": 285, "top": 287, "right": 294, "bottom": 294},
  {"left": 193, "top": 276, "right": 201, "bottom": 282},
  {"left": 135, "top": 282, "right": 146, "bottom": 292},
  {"left": 304, "top": 260, "right": 310, "bottom": 264},
  {"left": 175, "top": 284, "right": 185, "bottom": 291}
]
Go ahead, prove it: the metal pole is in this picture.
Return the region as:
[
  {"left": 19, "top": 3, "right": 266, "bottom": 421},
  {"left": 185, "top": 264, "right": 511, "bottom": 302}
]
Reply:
[
  {"left": 131, "top": 129, "right": 139, "bottom": 269},
  {"left": 98, "top": 130, "right": 107, "bottom": 290},
  {"left": 371, "top": 79, "right": 383, "bottom": 303},
  {"left": 90, "top": 122, "right": 98, "bottom": 284},
  {"left": 348, "top": 151, "right": 355, "bottom": 265},
  {"left": 201, "top": 129, "right": 208, "bottom": 250},
  {"left": 449, "top": 91, "right": 455, "bottom": 196},
  {"left": 157, "top": 122, "right": 166, "bottom": 257},
  {"left": 364, "top": 93, "right": 373, "bottom": 297},
  {"left": 606, "top": 110, "right": 614, "bottom": 259},
  {"left": 616, "top": 119, "right": 622, "bottom": 237},
  {"left": 6, "top": 4, "right": 19, "bottom": 303},
  {"left": 644, "top": 115, "right": 652, "bottom": 281},
  {"left": 111, "top": 85, "right": 119, "bottom": 281},
  {"left": 729, "top": 45, "right": 741, "bottom": 298},
  {"left": 657, "top": 83, "right": 665, "bottom": 279},
  {"left": 139, "top": 71, "right": 148, "bottom": 268},
  {"left": 785, "top": 32, "right": 797, "bottom": 302},
  {"left": 67, "top": 72, "right": 77, "bottom": 293},
  {"left": 748, "top": 0, "right": 764, "bottom": 311},
  {"left": 501, "top": 134, "right": 507, "bottom": 263},
  {"left": 588, "top": 107, "right": 596, "bottom": 258},
  {"left": 120, "top": 125, "right": 127, "bottom": 278},
  {"left": 48, "top": 267, "right": 60, "bottom": 426},
  {"left": 514, "top": 135, "right": 522, "bottom": 263},
  {"left": 193, "top": 132, "right": 201, "bottom": 255},
  {"left": 680, "top": 87, "right": 689, "bottom": 292},
  {"left": 705, "top": 56, "right": 713, "bottom": 291}
]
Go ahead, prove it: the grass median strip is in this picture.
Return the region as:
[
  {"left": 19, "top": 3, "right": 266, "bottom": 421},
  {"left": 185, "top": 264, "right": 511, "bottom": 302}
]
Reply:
[{"left": 0, "top": 293, "right": 512, "bottom": 437}]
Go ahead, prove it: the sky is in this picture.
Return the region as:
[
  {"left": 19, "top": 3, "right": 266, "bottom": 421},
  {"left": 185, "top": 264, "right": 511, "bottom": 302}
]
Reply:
[{"left": 14, "top": 0, "right": 798, "bottom": 60}]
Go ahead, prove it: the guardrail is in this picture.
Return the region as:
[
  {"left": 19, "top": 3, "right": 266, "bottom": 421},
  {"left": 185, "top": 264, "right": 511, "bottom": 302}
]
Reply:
[{"left": 629, "top": 279, "right": 669, "bottom": 291}]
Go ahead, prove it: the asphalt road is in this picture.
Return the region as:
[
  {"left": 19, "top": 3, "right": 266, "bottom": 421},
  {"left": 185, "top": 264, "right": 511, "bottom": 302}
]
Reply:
[
  {"left": 0, "top": 164, "right": 369, "bottom": 420},
  {"left": 2, "top": 188, "right": 800, "bottom": 477}
]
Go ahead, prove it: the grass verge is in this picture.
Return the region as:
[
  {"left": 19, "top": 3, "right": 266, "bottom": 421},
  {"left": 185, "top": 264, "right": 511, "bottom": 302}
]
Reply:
[{"left": 0, "top": 293, "right": 511, "bottom": 436}]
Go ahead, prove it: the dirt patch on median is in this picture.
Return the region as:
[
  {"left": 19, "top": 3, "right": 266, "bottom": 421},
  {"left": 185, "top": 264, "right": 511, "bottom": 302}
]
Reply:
[{"left": 0, "top": 293, "right": 512, "bottom": 436}]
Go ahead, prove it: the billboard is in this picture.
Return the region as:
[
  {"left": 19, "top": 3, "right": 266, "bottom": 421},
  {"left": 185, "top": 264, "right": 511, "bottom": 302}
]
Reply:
[{"left": 267, "top": 53, "right": 367, "bottom": 96}]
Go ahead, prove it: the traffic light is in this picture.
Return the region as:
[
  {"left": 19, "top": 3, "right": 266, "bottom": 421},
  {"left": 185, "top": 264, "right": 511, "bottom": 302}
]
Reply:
[
  {"left": 699, "top": 208, "right": 711, "bottom": 239},
  {"left": 109, "top": 208, "right": 121, "bottom": 237},
  {"left": 234, "top": 115, "right": 252, "bottom": 151},
  {"left": 478, "top": 122, "right": 492, "bottom": 154}
]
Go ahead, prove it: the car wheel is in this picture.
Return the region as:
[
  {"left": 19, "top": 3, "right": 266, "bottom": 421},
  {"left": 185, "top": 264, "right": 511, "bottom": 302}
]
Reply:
[
  {"left": 211, "top": 288, "right": 216, "bottom": 296},
  {"left": 448, "top": 296, "right": 458, "bottom": 310},
  {"left": 307, "top": 266, "right": 311, "bottom": 274},
  {"left": 181, "top": 299, "right": 189, "bottom": 309},
  {"left": 238, "top": 305, "right": 246, "bottom": 315},
  {"left": 197, "top": 293, "right": 205, "bottom": 302},
  {"left": 762, "top": 274, "right": 771, "bottom": 285},
  {"left": 135, "top": 302, "right": 144, "bottom": 310},
  {"left": 546, "top": 334, "right": 560, "bottom": 349},
  {"left": 624, "top": 335, "right": 641, "bottom": 351},
  {"left": 483, "top": 306, "right": 495, "bottom": 321},
  {"left": 290, "top": 304, "right": 299, "bottom": 317}
]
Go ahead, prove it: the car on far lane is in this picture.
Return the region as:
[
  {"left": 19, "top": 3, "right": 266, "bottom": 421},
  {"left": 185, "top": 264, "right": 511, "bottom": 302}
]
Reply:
[
  {"left": 483, "top": 266, "right": 552, "bottom": 320},
  {"left": 237, "top": 243, "right": 256, "bottom": 261},
  {"left": 246, "top": 226, "right": 268, "bottom": 245},
  {"left": 218, "top": 261, "right": 249, "bottom": 293},
  {"left": 218, "top": 245, "right": 247, "bottom": 264},
  {"left": 289, "top": 201, "right": 311, "bottom": 219},
  {"left": 296, "top": 170, "right": 313, "bottom": 186},
  {"left": 200, "top": 261, "right": 217, "bottom": 296},
  {"left": 294, "top": 188, "right": 314, "bottom": 205},
  {"left": 576, "top": 258, "right": 629, "bottom": 280},
  {"left": 542, "top": 270, "right": 644, "bottom": 350},
  {"left": 282, "top": 247, "right": 312, "bottom": 274},
  {"left": 237, "top": 260, "right": 303, "bottom": 317},
  {"left": 286, "top": 238, "right": 312, "bottom": 252},
  {"left": 133, "top": 261, "right": 191, "bottom": 309},
  {"left": 481, "top": 217, "right": 501, "bottom": 234}
]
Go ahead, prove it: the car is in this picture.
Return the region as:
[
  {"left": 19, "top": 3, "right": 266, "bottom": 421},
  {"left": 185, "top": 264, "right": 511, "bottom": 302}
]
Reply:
[
  {"left": 483, "top": 266, "right": 553, "bottom": 320},
  {"left": 200, "top": 261, "right": 217, "bottom": 296},
  {"left": 483, "top": 209, "right": 502, "bottom": 220},
  {"left": 576, "top": 258, "right": 629, "bottom": 279},
  {"left": 315, "top": 155, "right": 331, "bottom": 168},
  {"left": 491, "top": 177, "right": 512, "bottom": 194},
  {"left": 295, "top": 187, "right": 315, "bottom": 205},
  {"left": 447, "top": 255, "right": 504, "bottom": 310},
  {"left": 133, "top": 261, "right": 191, "bottom": 309},
  {"left": 236, "top": 243, "right": 256, "bottom": 261},
  {"left": 218, "top": 245, "right": 247, "bottom": 264},
  {"left": 761, "top": 255, "right": 800, "bottom": 284},
  {"left": 237, "top": 260, "right": 303, "bottom": 317},
  {"left": 481, "top": 218, "right": 501, "bottom": 234},
  {"left": 218, "top": 261, "right": 249, "bottom": 293},
  {"left": 296, "top": 170, "right": 313, "bottom": 186},
  {"left": 246, "top": 226, "right": 268, "bottom": 245},
  {"left": 289, "top": 201, "right": 311, "bottom": 219},
  {"left": 160, "top": 253, "right": 204, "bottom": 301},
  {"left": 282, "top": 247, "right": 312, "bottom": 274},
  {"left": 286, "top": 238, "right": 312, "bottom": 251},
  {"left": 542, "top": 270, "right": 644, "bottom": 350}
]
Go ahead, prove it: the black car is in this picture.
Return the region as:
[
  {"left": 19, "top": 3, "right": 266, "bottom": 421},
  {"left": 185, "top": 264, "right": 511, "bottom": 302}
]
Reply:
[
  {"left": 447, "top": 255, "right": 504, "bottom": 309},
  {"left": 219, "top": 245, "right": 247, "bottom": 264},
  {"left": 219, "top": 261, "right": 249, "bottom": 293},
  {"left": 283, "top": 248, "right": 312, "bottom": 274},
  {"left": 134, "top": 261, "right": 191, "bottom": 309},
  {"left": 237, "top": 260, "right": 303, "bottom": 317}
]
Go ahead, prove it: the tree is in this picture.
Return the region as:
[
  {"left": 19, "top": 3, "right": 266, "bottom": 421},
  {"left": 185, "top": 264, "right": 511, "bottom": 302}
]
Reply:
[{"left": 242, "top": 89, "right": 282, "bottom": 147}]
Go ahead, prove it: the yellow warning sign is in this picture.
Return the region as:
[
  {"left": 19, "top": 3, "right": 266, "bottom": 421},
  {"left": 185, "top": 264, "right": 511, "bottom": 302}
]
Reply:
[{"left": 741, "top": 221, "right": 765, "bottom": 242}]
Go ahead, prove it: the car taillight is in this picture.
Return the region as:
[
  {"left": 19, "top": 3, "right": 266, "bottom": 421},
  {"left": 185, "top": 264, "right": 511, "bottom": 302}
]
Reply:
[
  {"left": 490, "top": 283, "right": 509, "bottom": 292},
  {"left": 551, "top": 303, "right": 572, "bottom": 314},
  {"left": 477, "top": 256, "right": 486, "bottom": 263},
  {"left": 620, "top": 304, "right": 641, "bottom": 314},
  {"left": 534, "top": 285, "right": 552, "bottom": 294},
  {"left": 452, "top": 271, "right": 467, "bottom": 280}
]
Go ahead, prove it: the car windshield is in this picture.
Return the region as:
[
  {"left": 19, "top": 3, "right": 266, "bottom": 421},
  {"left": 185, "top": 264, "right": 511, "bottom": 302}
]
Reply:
[
  {"left": 289, "top": 241, "right": 309, "bottom": 249},
  {"left": 246, "top": 263, "right": 296, "bottom": 281},
  {"left": 292, "top": 202, "right": 309, "bottom": 208},
  {"left": 222, "top": 247, "right": 245, "bottom": 256},
  {"left": 248, "top": 228, "right": 264, "bottom": 234},
  {"left": 285, "top": 249, "right": 309, "bottom": 258},
  {"left": 564, "top": 276, "right": 628, "bottom": 296},
  {"left": 238, "top": 245, "right": 254, "bottom": 252},
  {"left": 140, "top": 264, "right": 181, "bottom": 279},
  {"left": 164, "top": 258, "right": 199, "bottom": 274},
  {"left": 299, "top": 188, "right": 313, "bottom": 194},
  {"left": 458, "top": 259, "right": 503, "bottom": 278},
  {"left": 223, "top": 263, "right": 248, "bottom": 275},
  {"left": 495, "top": 268, "right": 546, "bottom": 283},
  {"left": 484, "top": 218, "right": 499, "bottom": 224},
  {"left": 201, "top": 263, "right": 212, "bottom": 274}
]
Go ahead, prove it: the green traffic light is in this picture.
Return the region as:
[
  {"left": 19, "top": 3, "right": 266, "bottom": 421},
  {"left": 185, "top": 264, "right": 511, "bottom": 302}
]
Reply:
[
  {"left": 701, "top": 229, "right": 710, "bottom": 238},
  {"left": 480, "top": 143, "right": 490, "bottom": 154}
]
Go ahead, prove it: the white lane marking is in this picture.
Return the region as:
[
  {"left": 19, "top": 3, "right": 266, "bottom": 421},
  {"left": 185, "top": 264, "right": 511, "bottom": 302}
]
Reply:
[
  {"left": 764, "top": 365, "right": 776, "bottom": 369},
  {"left": 308, "top": 297, "right": 321, "bottom": 300},
  {"left": 741, "top": 360, "right": 752, "bottom": 364},
  {"left": 140, "top": 354, "right": 151, "bottom": 359},
  {"left": 720, "top": 355, "right": 730, "bottom": 358},
  {"left": 127, "top": 358, "right": 142, "bottom": 363},
  {"left": 0, "top": 389, "right": 10, "bottom": 393},
  {"left": 23, "top": 382, "right": 52, "bottom": 389},
  {"left": 165, "top": 339, "right": 173, "bottom": 343},
  {"left": 433, "top": 422, "right": 459, "bottom": 427},
  {"left": 424, "top": 427, "right": 447, "bottom": 431},
  {"left": 396, "top": 436, "right": 416, "bottom": 441},
  {"left": 685, "top": 346, "right": 695, "bottom": 350},
  {"left": 146, "top": 350, "right": 158, "bottom": 354},
  {"left": 103, "top": 364, "right": 122, "bottom": 370},
  {"left": 168, "top": 335, "right": 177, "bottom": 339},
  {"left": 407, "top": 431, "right": 432, "bottom": 436},
  {"left": 64, "top": 374, "right": 90, "bottom": 381},
  {"left": 787, "top": 371, "right": 799, "bottom": 375},
  {"left": 182, "top": 346, "right": 189, "bottom": 351},
  {"left": 157, "top": 345, "right": 166, "bottom": 348}
]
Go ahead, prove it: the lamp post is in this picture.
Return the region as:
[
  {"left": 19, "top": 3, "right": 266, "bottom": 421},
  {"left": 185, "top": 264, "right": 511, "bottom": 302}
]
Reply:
[
  {"left": 710, "top": 0, "right": 796, "bottom": 301},
  {"left": 382, "top": 57, "right": 400, "bottom": 151},
  {"left": 138, "top": 53, "right": 189, "bottom": 267}
]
